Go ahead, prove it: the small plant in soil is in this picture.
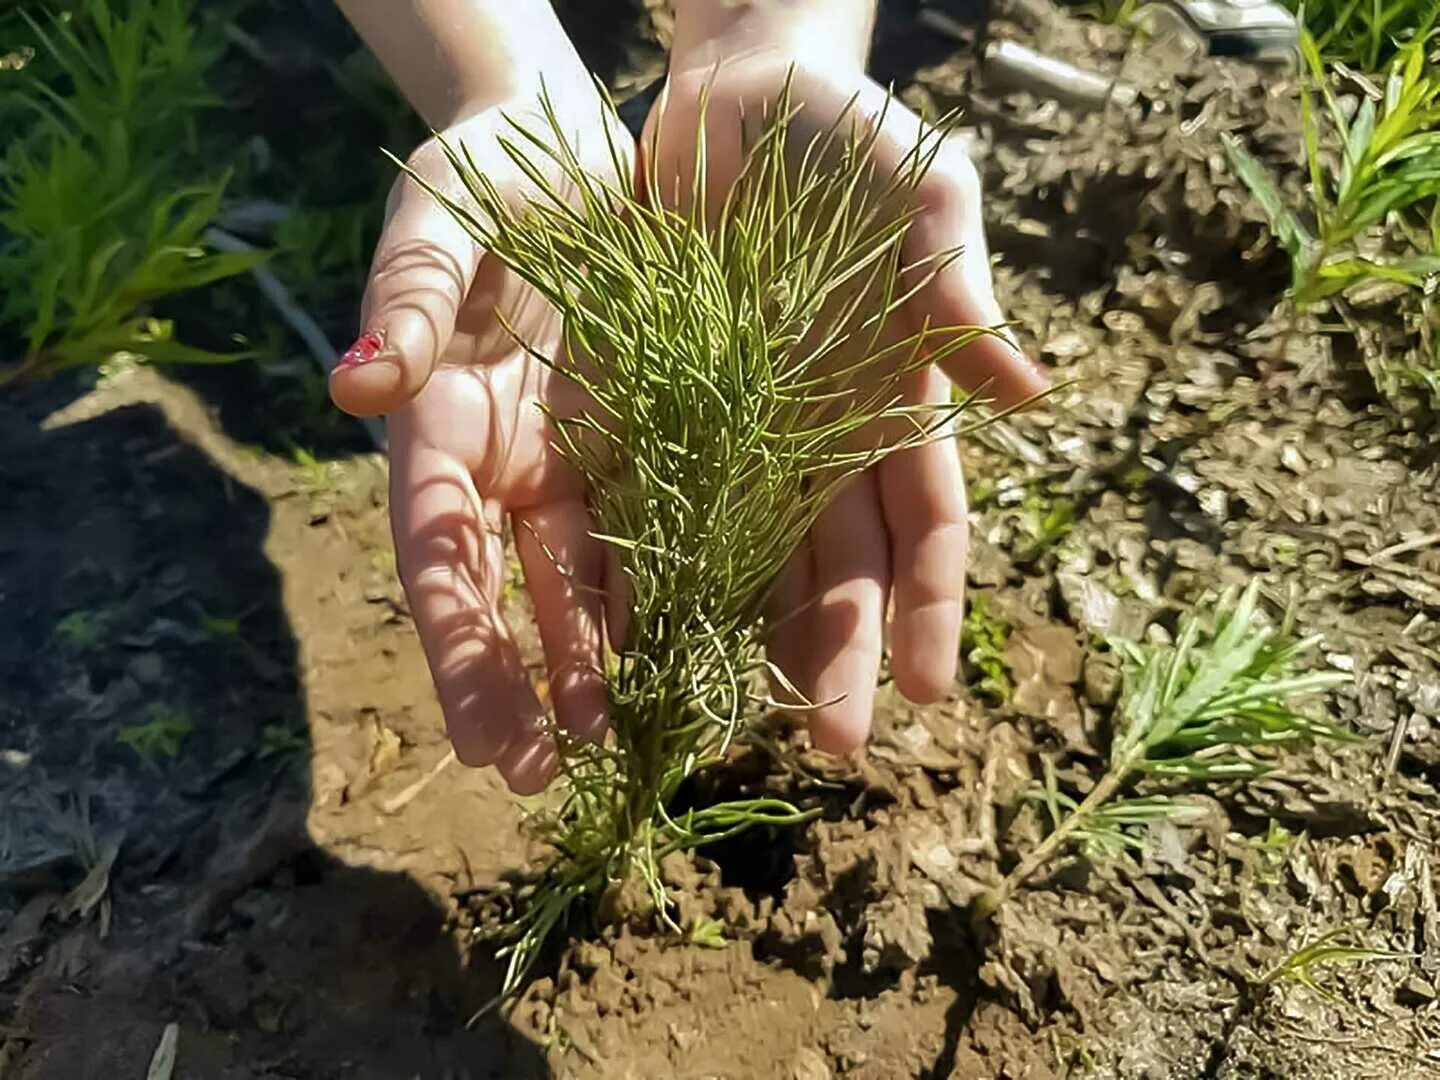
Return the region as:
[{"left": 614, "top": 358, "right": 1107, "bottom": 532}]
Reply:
[
  {"left": 1260, "top": 927, "right": 1411, "bottom": 1000},
  {"left": 411, "top": 88, "right": 999, "bottom": 1001},
  {"left": 975, "top": 581, "right": 1356, "bottom": 922},
  {"left": 1223, "top": 32, "right": 1440, "bottom": 308}
]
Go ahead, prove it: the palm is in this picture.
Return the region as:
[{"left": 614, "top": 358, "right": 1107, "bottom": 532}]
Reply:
[
  {"left": 641, "top": 54, "right": 1047, "bottom": 751},
  {"left": 348, "top": 93, "right": 626, "bottom": 794}
]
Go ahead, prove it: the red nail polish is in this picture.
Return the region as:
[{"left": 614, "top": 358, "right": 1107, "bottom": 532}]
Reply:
[{"left": 338, "top": 329, "right": 386, "bottom": 368}]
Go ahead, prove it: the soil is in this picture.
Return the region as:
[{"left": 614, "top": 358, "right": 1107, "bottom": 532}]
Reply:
[{"left": 4, "top": 2, "right": 1440, "bottom": 1078}]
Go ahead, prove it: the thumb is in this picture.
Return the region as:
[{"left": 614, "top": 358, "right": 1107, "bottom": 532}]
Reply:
[{"left": 330, "top": 175, "right": 483, "bottom": 417}]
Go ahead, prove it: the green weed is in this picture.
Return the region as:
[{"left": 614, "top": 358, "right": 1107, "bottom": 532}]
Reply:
[
  {"left": 1246, "top": 818, "right": 1297, "bottom": 885},
  {"left": 688, "top": 916, "right": 728, "bottom": 949},
  {"left": 1061, "top": 0, "right": 1141, "bottom": 26},
  {"left": 290, "top": 445, "right": 346, "bottom": 498},
  {"left": 1016, "top": 489, "right": 1076, "bottom": 560},
  {"left": 116, "top": 703, "right": 192, "bottom": 766},
  {"left": 191, "top": 603, "right": 242, "bottom": 643},
  {"left": 259, "top": 721, "right": 307, "bottom": 761}
]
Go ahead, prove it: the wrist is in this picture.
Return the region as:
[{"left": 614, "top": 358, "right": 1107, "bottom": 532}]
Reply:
[
  {"left": 670, "top": 0, "right": 875, "bottom": 74},
  {"left": 340, "top": 0, "right": 583, "bottom": 129}
]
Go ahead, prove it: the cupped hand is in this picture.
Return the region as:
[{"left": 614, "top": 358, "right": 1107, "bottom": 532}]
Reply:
[
  {"left": 340, "top": 83, "right": 629, "bottom": 794},
  {"left": 642, "top": 48, "right": 1049, "bottom": 754}
]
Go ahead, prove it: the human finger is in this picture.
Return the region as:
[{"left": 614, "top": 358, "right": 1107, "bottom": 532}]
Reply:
[
  {"left": 388, "top": 413, "right": 555, "bottom": 793},
  {"left": 878, "top": 367, "right": 967, "bottom": 704},
  {"left": 513, "top": 498, "right": 609, "bottom": 743},
  {"left": 331, "top": 162, "right": 484, "bottom": 417}
]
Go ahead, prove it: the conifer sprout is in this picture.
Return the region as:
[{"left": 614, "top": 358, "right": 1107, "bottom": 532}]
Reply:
[
  {"left": 403, "top": 83, "right": 1011, "bottom": 1005},
  {"left": 974, "top": 581, "right": 1358, "bottom": 925}
]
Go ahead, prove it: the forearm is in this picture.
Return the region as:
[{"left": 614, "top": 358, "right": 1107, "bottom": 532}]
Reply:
[
  {"left": 671, "top": 0, "right": 876, "bottom": 69},
  {"left": 337, "top": 0, "right": 578, "bottom": 128}
]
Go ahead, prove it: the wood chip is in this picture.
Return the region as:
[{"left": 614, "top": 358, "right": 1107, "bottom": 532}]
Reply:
[{"left": 145, "top": 1023, "right": 179, "bottom": 1080}]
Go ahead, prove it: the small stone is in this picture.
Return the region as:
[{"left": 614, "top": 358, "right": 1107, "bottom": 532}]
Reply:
[
  {"left": 127, "top": 651, "right": 164, "bottom": 685},
  {"left": 1396, "top": 975, "right": 1436, "bottom": 1006}
]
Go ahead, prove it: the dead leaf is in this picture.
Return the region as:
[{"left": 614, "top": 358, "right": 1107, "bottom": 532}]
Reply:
[{"left": 145, "top": 1022, "right": 179, "bottom": 1080}]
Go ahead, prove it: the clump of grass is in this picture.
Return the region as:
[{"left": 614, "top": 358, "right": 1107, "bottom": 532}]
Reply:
[
  {"left": 1288, "top": 0, "right": 1439, "bottom": 70},
  {"left": 1223, "top": 31, "right": 1440, "bottom": 309},
  {"left": 0, "top": 0, "right": 261, "bottom": 384},
  {"left": 412, "top": 87, "right": 998, "bottom": 1002},
  {"left": 975, "top": 581, "right": 1356, "bottom": 921}
]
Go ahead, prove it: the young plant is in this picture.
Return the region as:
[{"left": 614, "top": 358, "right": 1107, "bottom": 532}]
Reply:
[
  {"left": 413, "top": 89, "right": 996, "bottom": 1001},
  {"left": 1288, "top": 0, "right": 1440, "bottom": 70},
  {"left": 0, "top": 0, "right": 261, "bottom": 384},
  {"left": 975, "top": 581, "right": 1356, "bottom": 921},
  {"left": 1222, "top": 32, "right": 1440, "bottom": 306},
  {"left": 1260, "top": 927, "right": 1411, "bottom": 999}
]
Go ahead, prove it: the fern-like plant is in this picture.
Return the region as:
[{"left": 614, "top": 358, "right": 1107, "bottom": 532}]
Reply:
[{"left": 410, "top": 88, "right": 998, "bottom": 1001}]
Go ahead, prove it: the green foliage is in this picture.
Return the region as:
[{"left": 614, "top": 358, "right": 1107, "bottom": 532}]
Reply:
[
  {"left": 0, "top": 0, "right": 262, "bottom": 383},
  {"left": 687, "top": 915, "right": 728, "bottom": 949},
  {"left": 978, "top": 581, "right": 1355, "bottom": 920},
  {"left": 1289, "top": 0, "right": 1440, "bottom": 70},
  {"left": 191, "top": 603, "right": 242, "bottom": 642},
  {"left": 1222, "top": 32, "right": 1440, "bottom": 306},
  {"left": 1261, "top": 927, "right": 1411, "bottom": 998},
  {"left": 53, "top": 608, "right": 116, "bottom": 653},
  {"left": 1106, "top": 582, "right": 1357, "bottom": 781},
  {"left": 272, "top": 203, "right": 373, "bottom": 306},
  {"left": 961, "top": 593, "right": 1013, "bottom": 703},
  {"left": 116, "top": 703, "right": 192, "bottom": 766},
  {"left": 417, "top": 87, "right": 994, "bottom": 1003},
  {"left": 1016, "top": 489, "right": 1075, "bottom": 560}
]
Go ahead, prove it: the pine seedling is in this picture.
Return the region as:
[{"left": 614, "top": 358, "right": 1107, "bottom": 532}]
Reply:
[
  {"left": 409, "top": 85, "right": 1000, "bottom": 1004},
  {"left": 1222, "top": 31, "right": 1440, "bottom": 306},
  {"left": 975, "top": 581, "right": 1356, "bottom": 921}
]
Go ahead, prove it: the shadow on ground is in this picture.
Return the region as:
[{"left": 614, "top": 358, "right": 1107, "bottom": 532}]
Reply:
[{"left": 0, "top": 375, "right": 547, "bottom": 1078}]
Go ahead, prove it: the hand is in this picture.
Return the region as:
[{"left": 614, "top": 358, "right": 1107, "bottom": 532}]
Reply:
[
  {"left": 334, "top": 80, "right": 630, "bottom": 795},
  {"left": 645, "top": 4, "right": 1049, "bottom": 753}
]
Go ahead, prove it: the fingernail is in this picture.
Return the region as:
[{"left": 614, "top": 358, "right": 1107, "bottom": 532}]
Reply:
[{"left": 337, "top": 328, "right": 389, "bottom": 369}]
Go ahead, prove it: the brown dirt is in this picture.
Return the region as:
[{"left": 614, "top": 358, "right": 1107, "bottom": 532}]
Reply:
[{"left": 5, "top": 2, "right": 1440, "bottom": 1078}]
